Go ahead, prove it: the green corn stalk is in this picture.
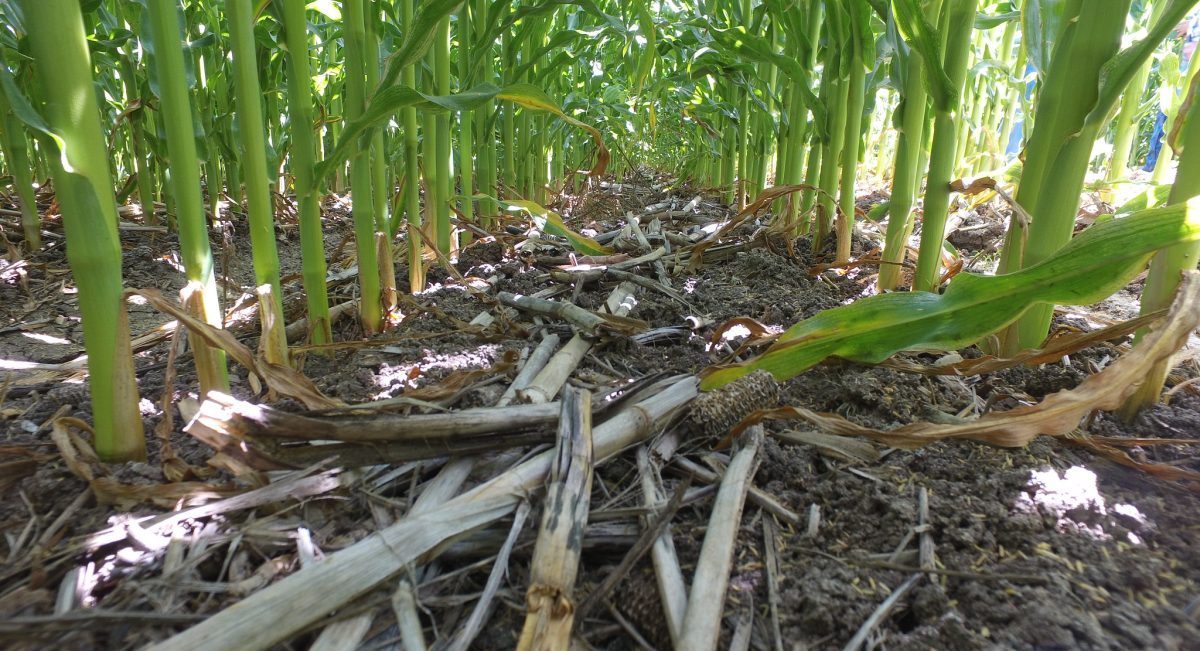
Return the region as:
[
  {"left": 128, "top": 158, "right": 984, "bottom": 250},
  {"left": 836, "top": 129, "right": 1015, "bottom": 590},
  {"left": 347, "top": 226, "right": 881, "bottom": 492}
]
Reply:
[
  {"left": 364, "top": 5, "right": 390, "bottom": 235},
  {"left": 15, "top": 0, "right": 145, "bottom": 461},
  {"left": 343, "top": 0, "right": 383, "bottom": 333},
  {"left": 981, "top": 17, "right": 1018, "bottom": 173},
  {"left": 401, "top": 0, "right": 425, "bottom": 293},
  {"left": 0, "top": 95, "right": 40, "bottom": 249},
  {"left": 911, "top": 0, "right": 979, "bottom": 294},
  {"left": 1121, "top": 73, "right": 1200, "bottom": 416},
  {"left": 1106, "top": 2, "right": 1167, "bottom": 182},
  {"left": 118, "top": 55, "right": 158, "bottom": 227},
  {"left": 228, "top": 0, "right": 290, "bottom": 362},
  {"left": 836, "top": 1, "right": 871, "bottom": 265},
  {"left": 501, "top": 30, "right": 516, "bottom": 195},
  {"left": 147, "top": 0, "right": 229, "bottom": 394},
  {"left": 279, "top": 0, "right": 332, "bottom": 345},
  {"left": 814, "top": 74, "right": 847, "bottom": 249},
  {"left": 422, "top": 65, "right": 442, "bottom": 249},
  {"left": 993, "top": 0, "right": 1198, "bottom": 353},
  {"left": 457, "top": 2, "right": 476, "bottom": 246},
  {"left": 1152, "top": 42, "right": 1200, "bottom": 184},
  {"left": 474, "top": 0, "right": 498, "bottom": 225},
  {"left": 434, "top": 16, "right": 453, "bottom": 253},
  {"left": 878, "top": 21, "right": 931, "bottom": 291}
]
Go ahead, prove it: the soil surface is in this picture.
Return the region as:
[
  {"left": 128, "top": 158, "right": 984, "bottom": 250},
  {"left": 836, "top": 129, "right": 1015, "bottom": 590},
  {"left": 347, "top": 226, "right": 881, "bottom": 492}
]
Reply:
[{"left": 2, "top": 175, "right": 1199, "bottom": 650}]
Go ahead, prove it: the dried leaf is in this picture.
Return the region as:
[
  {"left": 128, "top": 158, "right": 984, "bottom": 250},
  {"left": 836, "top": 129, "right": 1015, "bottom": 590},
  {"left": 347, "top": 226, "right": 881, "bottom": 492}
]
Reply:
[{"left": 129, "top": 289, "right": 341, "bottom": 410}]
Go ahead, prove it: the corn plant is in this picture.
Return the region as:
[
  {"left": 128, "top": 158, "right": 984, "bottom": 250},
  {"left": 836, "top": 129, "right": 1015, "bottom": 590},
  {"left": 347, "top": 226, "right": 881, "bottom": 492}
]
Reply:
[
  {"left": 145, "top": 0, "right": 228, "bottom": 394},
  {"left": 7, "top": 0, "right": 145, "bottom": 461}
]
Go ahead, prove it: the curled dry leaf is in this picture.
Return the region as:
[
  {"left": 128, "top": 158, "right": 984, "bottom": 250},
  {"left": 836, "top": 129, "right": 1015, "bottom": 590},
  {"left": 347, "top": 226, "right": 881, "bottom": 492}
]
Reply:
[
  {"left": 51, "top": 417, "right": 238, "bottom": 507},
  {"left": 129, "top": 289, "right": 341, "bottom": 410},
  {"left": 1067, "top": 436, "right": 1200, "bottom": 488},
  {"left": 688, "top": 184, "right": 823, "bottom": 270},
  {"left": 728, "top": 271, "right": 1200, "bottom": 450}
]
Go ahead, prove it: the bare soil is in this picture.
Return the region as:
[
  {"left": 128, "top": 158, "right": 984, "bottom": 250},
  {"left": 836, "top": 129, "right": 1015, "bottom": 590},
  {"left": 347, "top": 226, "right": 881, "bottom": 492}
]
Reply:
[{"left": 1, "top": 176, "right": 1198, "bottom": 650}]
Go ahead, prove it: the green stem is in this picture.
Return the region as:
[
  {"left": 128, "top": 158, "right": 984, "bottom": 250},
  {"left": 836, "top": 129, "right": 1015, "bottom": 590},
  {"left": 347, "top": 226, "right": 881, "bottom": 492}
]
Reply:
[
  {"left": 148, "top": 0, "right": 229, "bottom": 393},
  {"left": 1121, "top": 73, "right": 1200, "bottom": 416},
  {"left": 343, "top": 0, "right": 383, "bottom": 333},
  {"left": 0, "top": 104, "right": 41, "bottom": 249},
  {"left": 229, "top": 0, "right": 290, "bottom": 361},
  {"left": 21, "top": 0, "right": 145, "bottom": 461},
  {"left": 434, "top": 16, "right": 453, "bottom": 253},
  {"left": 912, "top": 1, "right": 979, "bottom": 294},
  {"left": 878, "top": 46, "right": 929, "bottom": 292},
  {"left": 401, "top": 0, "right": 424, "bottom": 293},
  {"left": 279, "top": 0, "right": 332, "bottom": 345}
]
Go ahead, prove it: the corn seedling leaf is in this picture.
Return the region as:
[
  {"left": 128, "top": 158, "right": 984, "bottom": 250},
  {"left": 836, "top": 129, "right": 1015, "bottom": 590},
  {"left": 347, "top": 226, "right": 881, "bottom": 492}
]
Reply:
[
  {"left": 725, "top": 271, "right": 1200, "bottom": 453},
  {"left": 495, "top": 196, "right": 613, "bottom": 256},
  {"left": 701, "top": 199, "right": 1200, "bottom": 390}
]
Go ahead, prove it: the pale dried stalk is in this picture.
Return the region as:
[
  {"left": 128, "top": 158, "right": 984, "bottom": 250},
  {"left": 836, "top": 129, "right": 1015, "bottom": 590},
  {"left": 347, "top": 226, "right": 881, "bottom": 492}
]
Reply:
[
  {"left": 445, "top": 501, "right": 531, "bottom": 651},
  {"left": 497, "top": 292, "right": 628, "bottom": 335},
  {"left": 522, "top": 283, "right": 637, "bottom": 403},
  {"left": 636, "top": 447, "right": 687, "bottom": 646},
  {"left": 498, "top": 334, "right": 560, "bottom": 407},
  {"left": 518, "top": 387, "right": 594, "bottom": 651},
  {"left": 677, "top": 426, "right": 763, "bottom": 651},
  {"left": 521, "top": 336, "right": 592, "bottom": 404},
  {"left": 409, "top": 333, "right": 562, "bottom": 596},
  {"left": 391, "top": 580, "right": 426, "bottom": 651},
  {"left": 841, "top": 574, "right": 922, "bottom": 651},
  {"left": 308, "top": 614, "right": 373, "bottom": 651},
  {"left": 671, "top": 456, "right": 800, "bottom": 526},
  {"left": 146, "top": 376, "right": 698, "bottom": 651},
  {"left": 187, "top": 392, "right": 562, "bottom": 442},
  {"left": 624, "top": 213, "right": 670, "bottom": 286}
]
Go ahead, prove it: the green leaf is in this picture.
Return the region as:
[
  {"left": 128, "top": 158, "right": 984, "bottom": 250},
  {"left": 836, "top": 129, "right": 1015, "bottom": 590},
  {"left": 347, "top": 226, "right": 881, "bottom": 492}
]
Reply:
[
  {"left": 314, "top": 82, "right": 608, "bottom": 188},
  {"left": 700, "top": 199, "right": 1200, "bottom": 390},
  {"left": 704, "top": 25, "right": 826, "bottom": 127},
  {"left": 1083, "top": 0, "right": 1200, "bottom": 133},
  {"left": 974, "top": 10, "right": 1020, "bottom": 30},
  {"left": 495, "top": 197, "right": 613, "bottom": 256},
  {"left": 0, "top": 61, "right": 69, "bottom": 168},
  {"left": 633, "top": 2, "right": 656, "bottom": 96},
  {"left": 1021, "top": 0, "right": 1069, "bottom": 79},
  {"left": 890, "top": 0, "right": 956, "bottom": 111},
  {"left": 379, "top": 0, "right": 463, "bottom": 88}
]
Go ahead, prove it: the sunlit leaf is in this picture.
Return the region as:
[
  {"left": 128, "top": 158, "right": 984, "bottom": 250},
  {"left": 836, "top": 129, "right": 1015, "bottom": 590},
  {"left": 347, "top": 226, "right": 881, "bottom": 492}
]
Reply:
[{"left": 701, "top": 198, "right": 1200, "bottom": 390}]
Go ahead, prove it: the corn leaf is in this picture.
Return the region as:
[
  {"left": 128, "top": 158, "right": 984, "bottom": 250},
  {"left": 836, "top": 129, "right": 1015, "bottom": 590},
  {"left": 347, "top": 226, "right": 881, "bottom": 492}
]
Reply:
[
  {"left": 726, "top": 272, "right": 1200, "bottom": 451},
  {"left": 0, "top": 61, "right": 70, "bottom": 171},
  {"left": 890, "top": 0, "right": 956, "bottom": 111},
  {"left": 379, "top": 0, "right": 463, "bottom": 88},
  {"left": 633, "top": 1, "right": 656, "bottom": 96},
  {"left": 1082, "top": 0, "right": 1200, "bottom": 133},
  {"left": 1020, "top": 0, "right": 1070, "bottom": 79},
  {"left": 493, "top": 197, "right": 613, "bottom": 256},
  {"left": 700, "top": 199, "right": 1200, "bottom": 390},
  {"left": 704, "top": 25, "right": 826, "bottom": 127},
  {"left": 314, "top": 82, "right": 607, "bottom": 187}
]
